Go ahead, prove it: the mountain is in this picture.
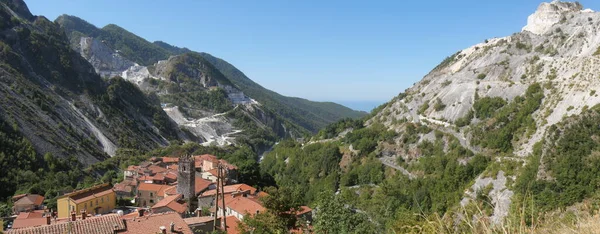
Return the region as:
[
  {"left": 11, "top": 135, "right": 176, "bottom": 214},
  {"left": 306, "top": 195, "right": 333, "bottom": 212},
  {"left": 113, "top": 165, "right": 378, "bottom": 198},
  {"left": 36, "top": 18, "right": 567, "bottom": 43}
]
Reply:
[
  {"left": 258, "top": 1, "right": 600, "bottom": 232},
  {"left": 55, "top": 14, "right": 367, "bottom": 134},
  {"left": 0, "top": 0, "right": 191, "bottom": 199},
  {"left": 366, "top": 0, "right": 600, "bottom": 226},
  {"left": 198, "top": 53, "right": 368, "bottom": 132}
]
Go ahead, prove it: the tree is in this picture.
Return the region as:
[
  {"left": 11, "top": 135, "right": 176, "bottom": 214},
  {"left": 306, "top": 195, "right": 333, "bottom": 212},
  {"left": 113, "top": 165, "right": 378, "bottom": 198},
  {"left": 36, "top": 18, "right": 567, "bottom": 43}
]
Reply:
[
  {"left": 240, "top": 187, "right": 303, "bottom": 233},
  {"left": 313, "top": 192, "right": 378, "bottom": 234}
]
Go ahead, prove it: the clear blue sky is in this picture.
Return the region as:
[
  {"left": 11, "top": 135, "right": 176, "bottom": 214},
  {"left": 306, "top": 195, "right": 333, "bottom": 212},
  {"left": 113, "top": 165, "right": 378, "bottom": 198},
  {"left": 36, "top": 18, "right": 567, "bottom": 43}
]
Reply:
[{"left": 24, "top": 0, "right": 600, "bottom": 111}]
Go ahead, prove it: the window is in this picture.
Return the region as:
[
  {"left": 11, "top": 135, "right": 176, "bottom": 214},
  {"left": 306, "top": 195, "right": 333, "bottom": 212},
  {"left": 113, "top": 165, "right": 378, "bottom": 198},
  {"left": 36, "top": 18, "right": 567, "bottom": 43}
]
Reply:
[
  {"left": 95, "top": 200, "right": 98, "bottom": 206},
  {"left": 101, "top": 198, "right": 104, "bottom": 203},
  {"left": 150, "top": 199, "right": 154, "bottom": 204},
  {"left": 150, "top": 192, "right": 153, "bottom": 198},
  {"left": 89, "top": 201, "right": 92, "bottom": 207}
]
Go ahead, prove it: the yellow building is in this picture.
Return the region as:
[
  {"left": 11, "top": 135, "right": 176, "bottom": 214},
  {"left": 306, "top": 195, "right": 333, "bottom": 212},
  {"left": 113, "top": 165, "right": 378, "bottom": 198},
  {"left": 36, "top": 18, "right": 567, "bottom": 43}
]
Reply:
[{"left": 57, "top": 183, "right": 116, "bottom": 218}]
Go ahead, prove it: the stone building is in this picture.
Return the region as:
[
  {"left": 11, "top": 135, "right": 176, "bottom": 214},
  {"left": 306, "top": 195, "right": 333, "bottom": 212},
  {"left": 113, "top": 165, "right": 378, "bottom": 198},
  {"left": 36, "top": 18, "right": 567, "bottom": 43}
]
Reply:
[{"left": 177, "top": 154, "right": 196, "bottom": 211}]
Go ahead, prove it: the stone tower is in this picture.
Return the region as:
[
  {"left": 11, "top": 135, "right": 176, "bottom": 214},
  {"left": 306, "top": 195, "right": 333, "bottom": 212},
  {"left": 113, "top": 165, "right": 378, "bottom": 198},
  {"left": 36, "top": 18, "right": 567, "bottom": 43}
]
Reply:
[{"left": 177, "top": 155, "right": 195, "bottom": 207}]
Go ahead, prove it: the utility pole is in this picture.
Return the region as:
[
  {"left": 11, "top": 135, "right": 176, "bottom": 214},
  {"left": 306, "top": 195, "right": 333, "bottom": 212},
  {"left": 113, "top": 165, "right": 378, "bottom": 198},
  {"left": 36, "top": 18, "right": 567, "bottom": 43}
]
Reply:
[
  {"left": 213, "top": 163, "right": 220, "bottom": 231},
  {"left": 221, "top": 164, "right": 227, "bottom": 232}
]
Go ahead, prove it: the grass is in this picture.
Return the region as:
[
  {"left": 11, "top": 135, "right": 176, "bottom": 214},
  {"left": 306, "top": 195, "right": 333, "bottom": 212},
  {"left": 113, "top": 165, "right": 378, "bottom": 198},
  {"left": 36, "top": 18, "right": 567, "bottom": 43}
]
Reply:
[{"left": 394, "top": 196, "right": 600, "bottom": 234}]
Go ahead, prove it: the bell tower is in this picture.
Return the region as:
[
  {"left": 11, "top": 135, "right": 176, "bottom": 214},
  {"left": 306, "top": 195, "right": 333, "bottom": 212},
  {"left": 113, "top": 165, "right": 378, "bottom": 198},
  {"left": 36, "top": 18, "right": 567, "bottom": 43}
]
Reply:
[{"left": 177, "top": 154, "right": 195, "bottom": 210}]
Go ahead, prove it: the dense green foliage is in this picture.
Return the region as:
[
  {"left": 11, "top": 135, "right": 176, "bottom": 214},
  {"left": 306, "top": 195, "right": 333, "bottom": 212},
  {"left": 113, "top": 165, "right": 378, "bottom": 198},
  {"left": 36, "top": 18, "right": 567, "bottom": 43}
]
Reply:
[
  {"left": 472, "top": 83, "right": 543, "bottom": 152},
  {"left": 343, "top": 123, "right": 397, "bottom": 154},
  {"left": 198, "top": 53, "right": 366, "bottom": 133},
  {"left": 313, "top": 192, "right": 377, "bottom": 234},
  {"left": 473, "top": 96, "right": 507, "bottom": 119},
  {"left": 514, "top": 106, "right": 600, "bottom": 212},
  {"left": 260, "top": 117, "right": 488, "bottom": 231},
  {"left": 314, "top": 118, "right": 363, "bottom": 140}
]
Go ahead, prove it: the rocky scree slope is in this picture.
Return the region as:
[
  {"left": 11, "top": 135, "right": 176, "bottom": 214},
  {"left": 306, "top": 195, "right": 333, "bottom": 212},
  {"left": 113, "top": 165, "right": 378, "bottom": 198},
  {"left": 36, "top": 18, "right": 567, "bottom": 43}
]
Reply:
[
  {"left": 368, "top": 0, "right": 600, "bottom": 224},
  {"left": 0, "top": 0, "right": 184, "bottom": 165}
]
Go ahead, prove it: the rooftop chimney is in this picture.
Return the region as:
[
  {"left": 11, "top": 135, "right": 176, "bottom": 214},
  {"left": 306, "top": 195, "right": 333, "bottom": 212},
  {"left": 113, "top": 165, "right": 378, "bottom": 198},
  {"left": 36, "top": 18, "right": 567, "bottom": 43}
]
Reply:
[
  {"left": 71, "top": 211, "right": 76, "bottom": 221},
  {"left": 159, "top": 226, "right": 167, "bottom": 234},
  {"left": 138, "top": 208, "right": 145, "bottom": 217},
  {"left": 46, "top": 215, "right": 51, "bottom": 225},
  {"left": 170, "top": 222, "right": 175, "bottom": 232},
  {"left": 81, "top": 210, "right": 87, "bottom": 220}
]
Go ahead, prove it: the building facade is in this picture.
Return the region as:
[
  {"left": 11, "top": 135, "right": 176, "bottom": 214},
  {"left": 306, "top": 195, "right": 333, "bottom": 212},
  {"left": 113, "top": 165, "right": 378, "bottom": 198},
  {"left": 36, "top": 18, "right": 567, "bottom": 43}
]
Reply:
[{"left": 56, "top": 183, "right": 116, "bottom": 218}]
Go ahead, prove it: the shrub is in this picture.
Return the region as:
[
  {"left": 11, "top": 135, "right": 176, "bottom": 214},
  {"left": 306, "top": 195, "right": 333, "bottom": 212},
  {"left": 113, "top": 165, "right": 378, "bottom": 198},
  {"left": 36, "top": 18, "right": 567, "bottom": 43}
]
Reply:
[
  {"left": 473, "top": 97, "right": 507, "bottom": 119},
  {"left": 477, "top": 73, "right": 487, "bottom": 80},
  {"left": 433, "top": 98, "right": 446, "bottom": 111},
  {"left": 418, "top": 102, "right": 430, "bottom": 115}
]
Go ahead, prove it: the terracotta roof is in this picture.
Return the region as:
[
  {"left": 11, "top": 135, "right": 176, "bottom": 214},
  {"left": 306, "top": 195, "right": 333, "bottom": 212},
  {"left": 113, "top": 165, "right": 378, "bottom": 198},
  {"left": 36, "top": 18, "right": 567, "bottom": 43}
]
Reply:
[
  {"left": 194, "top": 154, "right": 238, "bottom": 170},
  {"left": 195, "top": 178, "right": 213, "bottom": 195},
  {"left": 164, "top": 186, "right": 178, "bottom": 196},
  {"left": 137, "top": 183, "right": 170, "bottom": 197},
  {"left": 219, "top": 196, "right": 265, "bottom": 216},
  {"left": 151, "top": 194, "right": 187, "bottom": 214},
  {"left": 12, "top": 210, "right": 48, "bottom": 229},
  {"left": 295, "top": 206, "right": 313, "bottom": 216},
  {"left": 168, "top": 164, "right": 179, "bottom": 171},
  {"left": 121, "top": 212, "right": 193, "bottom": 234},
  {"left": 13, "top": 194, "right": 45, "bottom": 206},
  {"left": 15, "top": 210, "right": 45, "bottom": 220},
  {"left": 161, "top": 157, "right": 179, "bottom": 164},
  {"left": 200, "top": 184, "right": 257, "bottom": 197},
  {"left": 113, "top": 181, "right": 134, "bottom": 193},
  {"left": 7, "top": 214, "right": 126, "bottom": 234},
  {"left": 222, "top": 216, "right": 241, "bottom": 234},
  {"left": 183, "top": 216, "right": 215, "bottom": 225},
  {"left": 12, "top": 194, "right": 27, "bottom": 202},
  {"left": 60, "top": 183, "right": 114, "bottom": 204},
  {"left": 164, "top": 171, "right": 178, "bottom": 180},
  {"left": 148, "top": 165, "right": 167, "bottom": 174},
  {"left": 126, "top": 165, "right": 138, "bottom": 171}
]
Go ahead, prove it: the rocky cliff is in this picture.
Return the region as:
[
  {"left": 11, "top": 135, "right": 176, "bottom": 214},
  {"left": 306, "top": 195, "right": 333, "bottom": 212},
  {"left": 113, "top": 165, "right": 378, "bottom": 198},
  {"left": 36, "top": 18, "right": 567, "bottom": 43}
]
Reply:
[
  {"left": 369, "top": 0, "right": 600, "bottom": 224},
  {"left": 0, "top": 0, "right": 183, "bottom": 164}
]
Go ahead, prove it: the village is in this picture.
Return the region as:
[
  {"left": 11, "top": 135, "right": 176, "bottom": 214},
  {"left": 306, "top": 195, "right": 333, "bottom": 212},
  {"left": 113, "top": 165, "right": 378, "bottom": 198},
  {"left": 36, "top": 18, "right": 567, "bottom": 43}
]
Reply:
[{"left": 4, "top": 154, "right": 313, "bottom": 234}]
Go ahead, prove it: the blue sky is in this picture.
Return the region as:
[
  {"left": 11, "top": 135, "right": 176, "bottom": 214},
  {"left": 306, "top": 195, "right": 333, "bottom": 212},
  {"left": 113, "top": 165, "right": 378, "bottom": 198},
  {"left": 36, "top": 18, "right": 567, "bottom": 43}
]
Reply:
[{"left": 25, "top": 0, "right": 600, "bottom": 111}]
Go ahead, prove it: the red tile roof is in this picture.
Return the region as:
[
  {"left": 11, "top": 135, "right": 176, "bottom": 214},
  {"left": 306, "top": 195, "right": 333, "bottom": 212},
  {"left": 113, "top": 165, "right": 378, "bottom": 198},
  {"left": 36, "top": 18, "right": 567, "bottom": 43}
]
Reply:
[
  {"left": 7, "top": 214, "right": 126, "bottom": 234},
  {"left": 113, "top": 181, "right": 134, "bottom": 193},
  {"left": 161, "top": 157, "right": 179, "bottom": 164},
  {"left": 219, "top": 196, "right": 266, "bottom": 216},
  {"left": 164, "top": 186, "right": 178, "bottom": 196},
  {"left": 12, "top": 194, "right": 27, "bottom": 202},
  {"left": 222, "top": 216, "right": 242, "bottom": 234},
  {"left": 126, "top": 165, "right": 138, "bottom": 171},
  {"left": 60, "top": 183, "right": 114, "bottom": 204},
  {"left": 195, "top": 178, "right": 213, "bottom": 195},
  {"left": 148, "top": 165, "right": 168, "bottom": 174},
  {"left": 15, "top": 210, "right": 45, "bottom": 220},
  {"left": 200, "top": 184, "right": 257, "bottom": 197},
  {"left": 183, "top": 216, "right": 215, "bottom": 225},
  {"left": 121, "top": 212, "right": 193, "bottom": 234},
  {"left": 151, "top": 194, "right": 187, "bottom": 214},
  {"left": 13, "top": 194, "right": 44, "bottom": 206},
  {"left": 137, "top": 183, "right": 171, "bottom": 197}
]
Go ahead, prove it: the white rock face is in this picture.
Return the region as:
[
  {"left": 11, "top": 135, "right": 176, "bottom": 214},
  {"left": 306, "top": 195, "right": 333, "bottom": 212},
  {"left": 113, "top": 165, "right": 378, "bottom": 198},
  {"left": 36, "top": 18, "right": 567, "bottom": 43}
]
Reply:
[
  {"left": 522, "top": 1, "right": 583, "bottom": 35},
  {"left": 372, "top": 1, "right": 600, "bottom": 224},
  {"left": 163, "top": 106, "right": 241, "bottom": 146},
  {"left": 79, "top": 37, "right": 136, "bottom": 78}
]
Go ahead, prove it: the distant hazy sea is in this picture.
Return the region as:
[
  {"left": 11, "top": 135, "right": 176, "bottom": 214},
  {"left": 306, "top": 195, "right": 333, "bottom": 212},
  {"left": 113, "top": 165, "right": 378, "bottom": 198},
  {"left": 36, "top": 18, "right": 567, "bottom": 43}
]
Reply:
[{"left": 335, "top": 100, "right": 385, "bottom": 112}]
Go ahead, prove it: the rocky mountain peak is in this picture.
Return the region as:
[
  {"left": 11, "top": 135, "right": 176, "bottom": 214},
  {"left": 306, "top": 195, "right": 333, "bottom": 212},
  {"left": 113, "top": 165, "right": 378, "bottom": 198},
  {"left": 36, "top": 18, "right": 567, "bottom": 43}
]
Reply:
[
  {"left": 0, "top": 0, "right": 34, "bottom": 20},
  {"left": 522, "top": 1, "right": 584, "bottom": 35}
]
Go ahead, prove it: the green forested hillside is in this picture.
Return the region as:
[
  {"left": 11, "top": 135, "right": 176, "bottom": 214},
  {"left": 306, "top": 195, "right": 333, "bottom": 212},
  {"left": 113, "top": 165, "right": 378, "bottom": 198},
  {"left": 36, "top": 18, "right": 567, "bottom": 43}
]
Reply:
[
  {"left": 55, "top": 15, "right": 171, "bottom": 66},
  {"left": 199, "top": 52, "right": 367, "bottom": 132}
]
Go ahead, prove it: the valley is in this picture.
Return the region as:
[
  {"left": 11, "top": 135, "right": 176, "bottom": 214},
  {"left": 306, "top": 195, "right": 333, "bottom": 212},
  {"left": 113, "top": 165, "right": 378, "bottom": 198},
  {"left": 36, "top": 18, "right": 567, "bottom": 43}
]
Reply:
[{"left": 5, "top": 0, "right": 600, "bottom": 233}]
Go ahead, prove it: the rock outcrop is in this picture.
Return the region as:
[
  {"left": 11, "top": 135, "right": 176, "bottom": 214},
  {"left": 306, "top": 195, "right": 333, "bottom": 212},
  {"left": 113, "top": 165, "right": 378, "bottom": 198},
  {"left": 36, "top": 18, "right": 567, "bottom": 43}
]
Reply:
[
  {"left": 79, "top": 37, "right": 136, "bottom": 78},
  {"left": 522, "top": 1, "right": 583, "bottom": 35}
]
